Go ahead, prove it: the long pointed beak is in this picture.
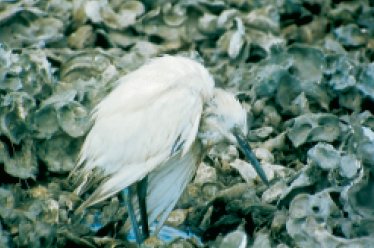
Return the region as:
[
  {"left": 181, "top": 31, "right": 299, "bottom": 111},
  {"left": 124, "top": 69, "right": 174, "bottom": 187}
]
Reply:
[{"left": 233, "top": 129, "right": 269, "bottom": 186}]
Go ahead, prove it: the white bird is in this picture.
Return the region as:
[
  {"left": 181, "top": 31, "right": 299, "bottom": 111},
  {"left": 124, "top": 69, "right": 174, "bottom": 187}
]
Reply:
[{"left": 70, "top": 55, "right": 268, "bottom": 244}]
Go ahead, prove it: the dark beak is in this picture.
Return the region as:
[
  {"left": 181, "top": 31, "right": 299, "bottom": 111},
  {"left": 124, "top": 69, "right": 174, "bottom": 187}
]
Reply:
[{"left": 233, "top": 129, "right": 269, "bottom": 186}]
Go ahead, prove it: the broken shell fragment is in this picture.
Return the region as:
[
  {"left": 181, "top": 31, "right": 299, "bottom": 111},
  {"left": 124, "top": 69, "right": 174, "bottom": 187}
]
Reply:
[{"left": 287, "top": 114, "right": 341, "bottom": 148}]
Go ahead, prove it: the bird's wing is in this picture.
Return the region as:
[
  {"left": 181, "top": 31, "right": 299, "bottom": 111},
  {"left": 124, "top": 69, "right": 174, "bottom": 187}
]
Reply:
[
  {"left": 145, "top": 141, "right": 202, "bottom": 232},
  {"left": 90, "top": 55, "right": 213, "bottom": 121},
  {"left": 74, "top": 85, "right": 204, "bottom": 210},
  {"left": 122, "top": 141, "right": 202, "bottom": 234}
]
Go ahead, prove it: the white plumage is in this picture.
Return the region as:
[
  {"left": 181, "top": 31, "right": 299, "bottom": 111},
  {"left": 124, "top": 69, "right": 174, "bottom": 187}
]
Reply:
[{"left": 71, "top": 55, "right": 267, "bottom": 242}]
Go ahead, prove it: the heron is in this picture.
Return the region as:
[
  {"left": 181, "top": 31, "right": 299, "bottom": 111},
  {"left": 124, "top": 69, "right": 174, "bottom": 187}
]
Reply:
[{"left": 71, "top": 55, "right": 269, "bottom": 244}]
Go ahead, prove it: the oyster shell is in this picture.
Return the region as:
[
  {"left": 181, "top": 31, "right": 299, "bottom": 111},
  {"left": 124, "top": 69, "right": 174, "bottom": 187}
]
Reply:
[{"left": 1, "top": 0, "right": 374, "bottom": 247}]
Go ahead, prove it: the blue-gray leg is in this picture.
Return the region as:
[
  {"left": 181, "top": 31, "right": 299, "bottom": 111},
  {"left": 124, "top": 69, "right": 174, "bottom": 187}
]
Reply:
[
  {"left": 123, "top": 187, "right": 142, "bottom": 244},
  {"left": 137, "top": 175, "right": 149, "bottom": 240}
]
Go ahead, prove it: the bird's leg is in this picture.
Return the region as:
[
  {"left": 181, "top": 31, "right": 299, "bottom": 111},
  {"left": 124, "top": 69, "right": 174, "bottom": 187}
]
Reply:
[
  {"left": 137, "top": 175, "right": 150, "bottom": 240},
  {"left": 123, "top": 187, "right": 142, "bottom": 244}
]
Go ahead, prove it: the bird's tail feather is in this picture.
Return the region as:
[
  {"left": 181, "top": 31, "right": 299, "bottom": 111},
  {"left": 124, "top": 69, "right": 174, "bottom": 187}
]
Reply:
[{"left": 74, "top": 152, "right": 169, "bottom": 213}]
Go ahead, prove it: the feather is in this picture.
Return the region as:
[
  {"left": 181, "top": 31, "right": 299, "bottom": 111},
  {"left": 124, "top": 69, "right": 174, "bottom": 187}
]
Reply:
[
  {"left": 123, "top": 142, "right": 202, "bottom": 233},
  {"left": 72, "top": 56, "right": 214, "bottom": 213},
  {"left": 147, "top": 142, "right": 202, "bottom": 232}
]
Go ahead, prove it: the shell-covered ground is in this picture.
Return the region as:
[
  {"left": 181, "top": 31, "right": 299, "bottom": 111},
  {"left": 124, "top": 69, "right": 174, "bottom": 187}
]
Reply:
[{"left": 1, "top": 0, "right": 374, "bottom": 247}]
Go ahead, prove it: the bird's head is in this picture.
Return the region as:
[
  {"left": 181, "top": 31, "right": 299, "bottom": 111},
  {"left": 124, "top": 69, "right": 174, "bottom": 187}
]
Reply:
[
  {"left": 199, "top": 89, "right": 269, "bottom": 185},
  {"left": 199, "top": 89, "right": 247, "bottom": 146}
]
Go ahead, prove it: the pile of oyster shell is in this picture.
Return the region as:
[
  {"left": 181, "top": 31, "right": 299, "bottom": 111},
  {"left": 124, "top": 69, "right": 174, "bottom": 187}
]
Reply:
[{"left": 1, "top": 0, "right": 374, "bottom": 247}]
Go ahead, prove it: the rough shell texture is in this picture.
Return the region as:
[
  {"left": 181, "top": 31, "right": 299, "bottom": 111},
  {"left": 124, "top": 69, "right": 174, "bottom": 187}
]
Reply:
[{"left": 1, "top": 0, "right": 374, "bottom": 247}]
